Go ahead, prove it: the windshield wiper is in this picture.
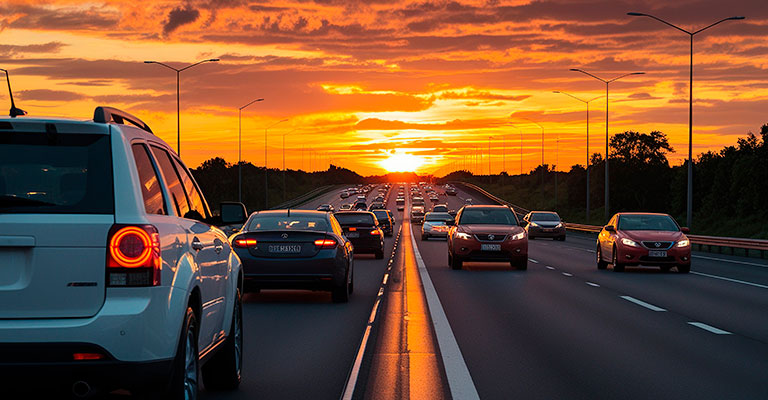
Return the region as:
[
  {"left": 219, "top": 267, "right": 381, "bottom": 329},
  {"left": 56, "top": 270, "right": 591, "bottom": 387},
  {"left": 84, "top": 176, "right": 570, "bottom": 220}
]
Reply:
[{"left": 0, "top": 195, "right": 56, "bottom": 208}]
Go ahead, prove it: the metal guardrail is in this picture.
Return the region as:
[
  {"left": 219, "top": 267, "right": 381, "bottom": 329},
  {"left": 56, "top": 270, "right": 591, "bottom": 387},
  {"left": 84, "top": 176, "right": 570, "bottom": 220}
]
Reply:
[
  {"left": 270, "top": 184, "right": 342, "bottom": 210},
  {"left": 455, "top": 181, "right": 768, "bottom": 258}
]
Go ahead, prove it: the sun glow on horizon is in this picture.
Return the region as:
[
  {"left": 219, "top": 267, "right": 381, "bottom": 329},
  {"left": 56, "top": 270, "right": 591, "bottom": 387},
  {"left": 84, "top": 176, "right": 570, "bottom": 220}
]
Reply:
[{"left": 379, "top": 152, "right": 425, "bottom": 173}]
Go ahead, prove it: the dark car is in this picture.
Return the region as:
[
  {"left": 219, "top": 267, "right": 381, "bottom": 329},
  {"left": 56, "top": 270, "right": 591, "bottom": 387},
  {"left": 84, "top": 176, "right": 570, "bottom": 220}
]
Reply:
[
  {"left": 596, "top": 212, "right": 691, "bottom": 273},
  {"left": 445, "top": 187, "right": 457, "bottom": 196},
  {"left": 353, "top": 200, "right": 367, "bottom": 210},
  {"left": 523, "top": 211, "right": 565, "bottom": 240},
  {"left": 372, "top": 209, "right": 395, "bottom": 237},
  {"left": 433, "top": 204, "right": 448, "bottom": 213},
  {"left": 368, "top": 202, "right": 386, "bottom": 210},
  {"left": 421, "top": 212, "right": 454, "bottom": 240},
  {"left": 447, "top": 205, "right": 528, "bottom": 270},
  {"left": 335, "top": 211, "right": 385, "bottom": 259},
  {"left": 316, "top": 204, "right": 335, "bottom": 212},
  {"left": 231, "top": 210, "right": 354, "bottom": 302}
]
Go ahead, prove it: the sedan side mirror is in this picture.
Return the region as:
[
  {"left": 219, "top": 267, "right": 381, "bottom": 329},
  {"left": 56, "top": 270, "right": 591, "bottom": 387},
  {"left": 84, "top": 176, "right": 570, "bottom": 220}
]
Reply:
[
  {"left": 221, "top": 202, "right": 248, "bottom": 226},
  {"left": 680, "top": 227, "right": 690, "bottom": 233},
  {"left": 604, "top": 225, "right": 615, "bottom": 232}
]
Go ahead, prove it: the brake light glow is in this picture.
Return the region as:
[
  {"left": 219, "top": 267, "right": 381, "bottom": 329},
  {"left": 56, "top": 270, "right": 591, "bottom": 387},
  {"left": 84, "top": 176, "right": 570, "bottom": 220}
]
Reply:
[
  {"left": 314, "top": 239, "right": 337, "bottom": 249},
  {"left": 349, "top": 227, "right": 357, "bottom": 232},
  {"left": 234, "top": 238, "right": 258, "bottom": 247},
  {"left": 107, "top": 225, "right": 161, "bottom": 287},
  {"left": 73, "top": 353, "right": 105, "bottom": 361},
  {"left": 371, "top": 230, "right": 382, "bottom": 236}
]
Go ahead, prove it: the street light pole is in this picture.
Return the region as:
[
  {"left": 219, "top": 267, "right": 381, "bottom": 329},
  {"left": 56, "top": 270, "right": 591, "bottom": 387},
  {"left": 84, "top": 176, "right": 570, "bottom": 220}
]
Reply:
[
  {"left": 553, "top": 91, "right": 604, "bottom": 222},
  {"left": 570, "top": 69, "right": 645, "bottom": 221},
  {"left": 628, "top": 13, "right": 744, "bottom": 229},
  {"left": 264, "top": 118, "right": 288, "bottom": 209},
  {"left": 143, "top": 58, "right": 219, "bottom": 157},
  {"left": 238, "top": 98, "right": 264, "bottom": 203}
]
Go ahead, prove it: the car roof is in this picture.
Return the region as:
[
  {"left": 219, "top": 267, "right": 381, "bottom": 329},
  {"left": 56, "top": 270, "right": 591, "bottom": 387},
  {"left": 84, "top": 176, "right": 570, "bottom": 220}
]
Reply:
[
  {"left": 463, "top": 205, "right": 507, "bottom": 209},
  {"left": 253, "top": 209, "right": 329, "bottom": 218}
]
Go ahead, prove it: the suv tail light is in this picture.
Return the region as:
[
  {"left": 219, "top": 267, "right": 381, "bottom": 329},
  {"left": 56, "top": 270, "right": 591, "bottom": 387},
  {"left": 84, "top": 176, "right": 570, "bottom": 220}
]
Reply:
[
  {"left": 314, "top": 238, "right": 337, "bottom": 249},
  {"left": 107, "top": 225, "right": 161, "bottom": 287},
  {"left": 234, "top": 237, "right": 257, "bottom": 248},
  {"left": 371, "top": 229, "right": 382, "bottom": 236}
]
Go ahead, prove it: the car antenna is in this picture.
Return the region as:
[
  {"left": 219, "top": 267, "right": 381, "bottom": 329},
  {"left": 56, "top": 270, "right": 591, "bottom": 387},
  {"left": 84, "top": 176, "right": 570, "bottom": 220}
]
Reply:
[{"left": 0, "top": 68, "right": 27, "bottom": 118}]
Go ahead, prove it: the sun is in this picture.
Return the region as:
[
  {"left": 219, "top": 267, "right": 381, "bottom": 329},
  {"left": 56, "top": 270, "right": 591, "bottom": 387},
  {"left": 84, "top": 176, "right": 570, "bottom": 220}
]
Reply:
[{"left": 379, "top": 152, "right": 424, "bottom": 173}]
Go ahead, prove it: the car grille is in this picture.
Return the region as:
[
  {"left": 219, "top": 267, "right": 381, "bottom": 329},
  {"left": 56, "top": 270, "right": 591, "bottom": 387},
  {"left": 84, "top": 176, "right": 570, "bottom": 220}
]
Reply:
[
  {"left": 474, "top": 234, "right": 507, "bottom": 242},
  {"left": 641, "top": 241, "right": 673, "bottom": 250}
]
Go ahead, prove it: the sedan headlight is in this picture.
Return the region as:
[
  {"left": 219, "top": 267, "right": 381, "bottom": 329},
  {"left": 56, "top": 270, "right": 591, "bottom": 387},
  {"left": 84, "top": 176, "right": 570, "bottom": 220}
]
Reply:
[
  {"left": 510, "top": 232, "right": 525, "bottom": 240},
  {"left": 555, "top": 222, "right": 563, "bottom": 228},
  {"left": 455, "top": 232, "right": 472, "bottom": 240},
  {"left": 677, "top": 239, "right": 690, "bottom": 247},
  {"left": 621, "top": 238, "right": 639, "bottom": 247}
]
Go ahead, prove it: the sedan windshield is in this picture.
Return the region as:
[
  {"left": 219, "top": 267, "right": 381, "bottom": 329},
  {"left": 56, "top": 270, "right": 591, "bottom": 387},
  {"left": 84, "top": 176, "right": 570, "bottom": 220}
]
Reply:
[
  {"left": 618, "top": 214, "right": 679, "bottom": 231},
  {"left": 335, "top": 213, "right": 375, "bottom": 226},
  {"left": 247, "top": 215, "right": 329, "bottom": 231},
  {"left": 530, "top": 212, "right": 560, "bottom": 222},
  {"left": 425, "top": 212, "right": 452, "bottom": 222},
  {"left": 459, "top": 208, "right": 517, "bottom": 225}
]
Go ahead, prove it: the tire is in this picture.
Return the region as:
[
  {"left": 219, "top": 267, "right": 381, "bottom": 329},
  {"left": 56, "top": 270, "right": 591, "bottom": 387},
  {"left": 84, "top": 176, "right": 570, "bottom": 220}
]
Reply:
[
  {"left": 450, "top": 253, "right": 463, "bottom": 270},
  {"left": 612, "top": 247, "right": 625, "bottom": 272},
  {"left": 332, "top": 273, "right": 350, "bottom": 303},
  {"left": 202, "top": 287, "right": 243, "bottom": 391},
  {"left": 165, "top": 307, "right": 199, "bottom": 400},
  {"left": 348, "top": 266, "right": 354, "bottom": 294},
  {"left": 660, "top": 265, "right": 672, "bottom": 273},
  {"left": 677, "top": 264, "right": 691, "bottom": 274},
  {"left": 596, "top": 246, "right": 608, "bottom": 270}
]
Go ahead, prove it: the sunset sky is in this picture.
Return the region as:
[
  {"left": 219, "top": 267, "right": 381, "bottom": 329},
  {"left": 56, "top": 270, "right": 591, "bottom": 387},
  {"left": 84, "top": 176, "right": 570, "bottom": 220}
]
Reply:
[{"left": 1, "top": 0, "right": 766, "bottom": 175}]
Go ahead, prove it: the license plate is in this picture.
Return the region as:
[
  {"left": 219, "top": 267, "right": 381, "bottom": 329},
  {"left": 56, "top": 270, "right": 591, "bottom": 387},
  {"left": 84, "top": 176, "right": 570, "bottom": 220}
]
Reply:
[
  {"left": 542, "top": 228, "right": 553, "bottom": 232},
  {"left": 481, "top": 244, "right": 501, "bottom": 251},
  {"left": 268, "top": 244, "right": 301, "bottom": 254},
  {"left": 346, "top": 232, "right": 359, "bottom": 238},
  {"left": 648, "top": 250, "right": 667, "bottom": 258}
]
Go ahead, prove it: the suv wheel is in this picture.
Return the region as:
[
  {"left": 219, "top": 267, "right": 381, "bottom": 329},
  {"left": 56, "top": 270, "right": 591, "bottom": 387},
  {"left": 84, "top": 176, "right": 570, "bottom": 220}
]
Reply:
[
  {"left": 166, "top": 307, "right": 199, "bottom": 400},
  {"left": 612, "top": 246, "right": 625, "bottom": 272},
  {"left": 596, "top": 246, "right": 608, "bottom": 270},
  {"left": 202, "top": 287, "right": 243, "bottom": 391},
  {"left": 332, "top": 273, "right": 350, "bottom": 303},
  {"left": 450, "top": 253, "right": 463, "bottom": 270}
]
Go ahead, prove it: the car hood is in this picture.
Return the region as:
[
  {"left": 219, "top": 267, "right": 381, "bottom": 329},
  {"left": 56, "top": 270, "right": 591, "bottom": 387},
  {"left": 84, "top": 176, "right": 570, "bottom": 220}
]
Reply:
[
  {"left": 460, "top": 224, "right": 523, "bottom": 235},
  {"left": 621, "top": 230, "right": 683, "bottom": 242}
]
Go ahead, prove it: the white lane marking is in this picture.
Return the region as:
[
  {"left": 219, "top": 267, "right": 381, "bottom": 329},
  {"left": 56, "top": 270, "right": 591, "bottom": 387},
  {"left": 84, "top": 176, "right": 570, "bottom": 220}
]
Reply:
[
  {"left": 691, "top": 271, "right": 768, "bottom": 290},
  {"left": 692, "top": 255, "right": 768, "bottom": 268},
  {"left": 562, "top": 272, "right": 573, "bottom": 277},
  {"left": 586, "top": 282, "right": 600, "bottom": 287},
  {"left": 688, "top": 322, "right": 732, "bottom": 335},
  {"left": 410, "top": 228, "right": 481, "bottom": 400},
  {"left": 620, "top": 296, "right": 667, "bottom": 312},
  {"left": 546, "top": 266, "right": 555, "bottom": 270},
  {"left": 529, "top": 259, "right": 539, "bottom": 264}
]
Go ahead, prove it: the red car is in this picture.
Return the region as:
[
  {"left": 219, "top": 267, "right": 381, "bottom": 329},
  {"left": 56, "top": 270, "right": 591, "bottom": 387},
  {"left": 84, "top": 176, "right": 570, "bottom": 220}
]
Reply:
[
  {"left": 596, "top": 212, "right": 691, "bottom": 273},
  {"left": 447, "top": 205, "right": 528, "bottom": 270}
]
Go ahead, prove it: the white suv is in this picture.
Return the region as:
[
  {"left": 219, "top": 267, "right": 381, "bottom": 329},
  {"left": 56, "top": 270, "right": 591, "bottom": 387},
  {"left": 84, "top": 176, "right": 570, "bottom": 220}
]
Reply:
[{"left": 0, "top": 107, "right": 244, "bottom": 399}]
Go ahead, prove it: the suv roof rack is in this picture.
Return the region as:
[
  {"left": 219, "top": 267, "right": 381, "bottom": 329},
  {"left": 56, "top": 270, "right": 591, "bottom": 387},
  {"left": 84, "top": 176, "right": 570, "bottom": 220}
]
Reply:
[{"left": 93, "top": 106, "right": 153, "bottom": 134}]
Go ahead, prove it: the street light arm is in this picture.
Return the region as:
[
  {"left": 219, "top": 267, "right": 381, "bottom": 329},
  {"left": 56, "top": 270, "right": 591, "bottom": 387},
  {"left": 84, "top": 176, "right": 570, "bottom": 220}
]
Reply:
[
  {"left": 607, "top": 71, "right": 645, "bottom": 83},
  {"left": 588, "top": 95, "right": 605, "bottom": 103},
  {"left": 553, "top": 90, "right": 587, "bottom": 103},
  {"left": 178, "top": 58, "right": 220, "bottom": 72},
  {"left": 144, "top": 61, "right": 179, "bottom": 72},
  {"left": 240, "top": 98, "right": 264, "bottom": 110},
  {"left": 628, "top": 12, "right": 692, "bottom": 35},
  {"left": 570, "top": 68, "right": 607, "bottom": 83},
  {"left": 693, "top": 16, "right": 745, "bottom": 35}
]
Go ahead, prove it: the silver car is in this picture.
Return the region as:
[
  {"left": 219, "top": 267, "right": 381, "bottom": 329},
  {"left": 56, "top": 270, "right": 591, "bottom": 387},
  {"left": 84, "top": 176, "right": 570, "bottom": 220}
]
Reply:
[
  {"left": 421, "top": 212, "right": 454, "bottom": 240},
  {"left": 523, "top": 211, "right": 566, "bottom": 240}
]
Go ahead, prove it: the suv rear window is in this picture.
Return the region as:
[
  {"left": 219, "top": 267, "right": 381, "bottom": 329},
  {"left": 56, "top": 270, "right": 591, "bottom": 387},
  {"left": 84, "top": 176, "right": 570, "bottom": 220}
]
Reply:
[
  {"left": 335, "top": 213, "right": 375, "bottom": 225},
  {"left": 0, "top": 132, "right": 114, "bottom": 214}
]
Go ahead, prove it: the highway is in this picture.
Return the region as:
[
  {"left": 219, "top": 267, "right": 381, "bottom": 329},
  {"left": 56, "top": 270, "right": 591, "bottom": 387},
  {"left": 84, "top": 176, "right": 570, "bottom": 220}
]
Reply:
[{"left": 200, "top": 183, "right": 768, "bottom": 399}]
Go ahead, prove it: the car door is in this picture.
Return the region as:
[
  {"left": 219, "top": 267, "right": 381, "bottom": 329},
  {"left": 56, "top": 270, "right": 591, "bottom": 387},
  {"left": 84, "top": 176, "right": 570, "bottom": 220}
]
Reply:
[{"left": 600, "top": 215, "right": 618, "bottom": 260}]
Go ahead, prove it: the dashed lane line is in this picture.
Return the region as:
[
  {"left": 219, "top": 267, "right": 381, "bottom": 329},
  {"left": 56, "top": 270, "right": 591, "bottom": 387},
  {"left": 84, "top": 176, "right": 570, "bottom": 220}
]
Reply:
[
  {"left": 692, "top": 255, "right": 768, "bottom": 268},
  {"left": 545, "top": 266, "right": 555, "bottom": 270},
  {"left": 620, "top": 296, "right": 667, "bottom": 312},
  {"left": 586, "top": 282, "right": 600, "bottom": 287},
  {"left": 562, "top": 272, "right": 573, "bottom": 277},
  {"left": 688, "top": 322, "right": 732, "bottom": 335},
  {"left": 691, "top": 271, "right": 768, "bottom": 290}
]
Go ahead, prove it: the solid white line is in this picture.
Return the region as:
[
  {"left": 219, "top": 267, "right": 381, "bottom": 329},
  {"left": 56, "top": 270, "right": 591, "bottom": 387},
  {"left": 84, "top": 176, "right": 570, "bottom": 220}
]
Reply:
[
  {"left": 620, "top": 296, "right": 667, "bottom": 312},
  {"left": 688, "top": 322, "right": 732, "bottom": 335},
  {"left": 529, "top": 259, "right": 539, "bottom": 264},
  {"left": 692, "top": 255, "right": 768, "bottom": 268},
  {"left": 410, "top": 228, "right": 481, "bottom": 400},
  {"left": 546, "top": 266, "right": 555, "bottom": 270},
  {"left": 691, "top": 271, "right": 768, "bottom": 290},
  {"left": 586, "top": 282, "right": 600, "bottom": 287},
  {"left": 562, "top": 272, "right": 573, "bottom": 277}
]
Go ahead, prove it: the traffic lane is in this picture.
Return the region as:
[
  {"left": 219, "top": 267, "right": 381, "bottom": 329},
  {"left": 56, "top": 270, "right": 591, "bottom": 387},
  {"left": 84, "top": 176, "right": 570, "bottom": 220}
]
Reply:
[
  {"left": 414, "top": 228, "right": 768, "bottom": 400},
  {"left": 528, "top": 237, "right": 768, "bottom": 341},
  {"left": 548, "top": 231, "right": 768, "bottom": 287}
]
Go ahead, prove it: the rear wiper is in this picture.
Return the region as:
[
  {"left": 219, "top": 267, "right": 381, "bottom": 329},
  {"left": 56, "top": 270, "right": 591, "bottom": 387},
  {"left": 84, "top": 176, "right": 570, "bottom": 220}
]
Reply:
[{"left": 0, "top": 195, "right": 56, "bottom": 208}]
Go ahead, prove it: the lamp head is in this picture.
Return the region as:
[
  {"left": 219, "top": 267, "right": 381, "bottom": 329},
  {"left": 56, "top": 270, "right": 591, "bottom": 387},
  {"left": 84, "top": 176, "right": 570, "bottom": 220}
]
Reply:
[
  {"left": 729, "top": 16, "right": 745, "bottom": 20},
  {"left": 627, "top": 12, "right": 646, "bottom": 16}
]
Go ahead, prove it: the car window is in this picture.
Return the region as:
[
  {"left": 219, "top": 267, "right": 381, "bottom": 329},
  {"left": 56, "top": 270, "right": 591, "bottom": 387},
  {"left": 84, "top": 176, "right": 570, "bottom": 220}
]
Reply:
[
  {"left": 530, "top": 212, "right": 559, "bottom": 222},
  {"left": 335, "top": 213, "right": 376, "bottom": 225},
  {"left": 426, "top": 212, "right": 452, "bottom": 222},
  {"left": 459, "top": 208, "right": 517, "bottom": 225},
  {"left": 0, "top": 132, "right": 114, "bottom": 214},
  {"left": 247, "top": 215, "right": 329, "bottom": 231},
  {"left": 618, "top": 214, "right": 679, "bottom": 231},
  {"left": 150, "top": 146, "right": 190, "bottom": 217},
  {"left": 131, "top": 144, "right": 166, "bottom": 215},
  {"left": 169, "top": 155, "right": 210, "bottom": 219}
]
